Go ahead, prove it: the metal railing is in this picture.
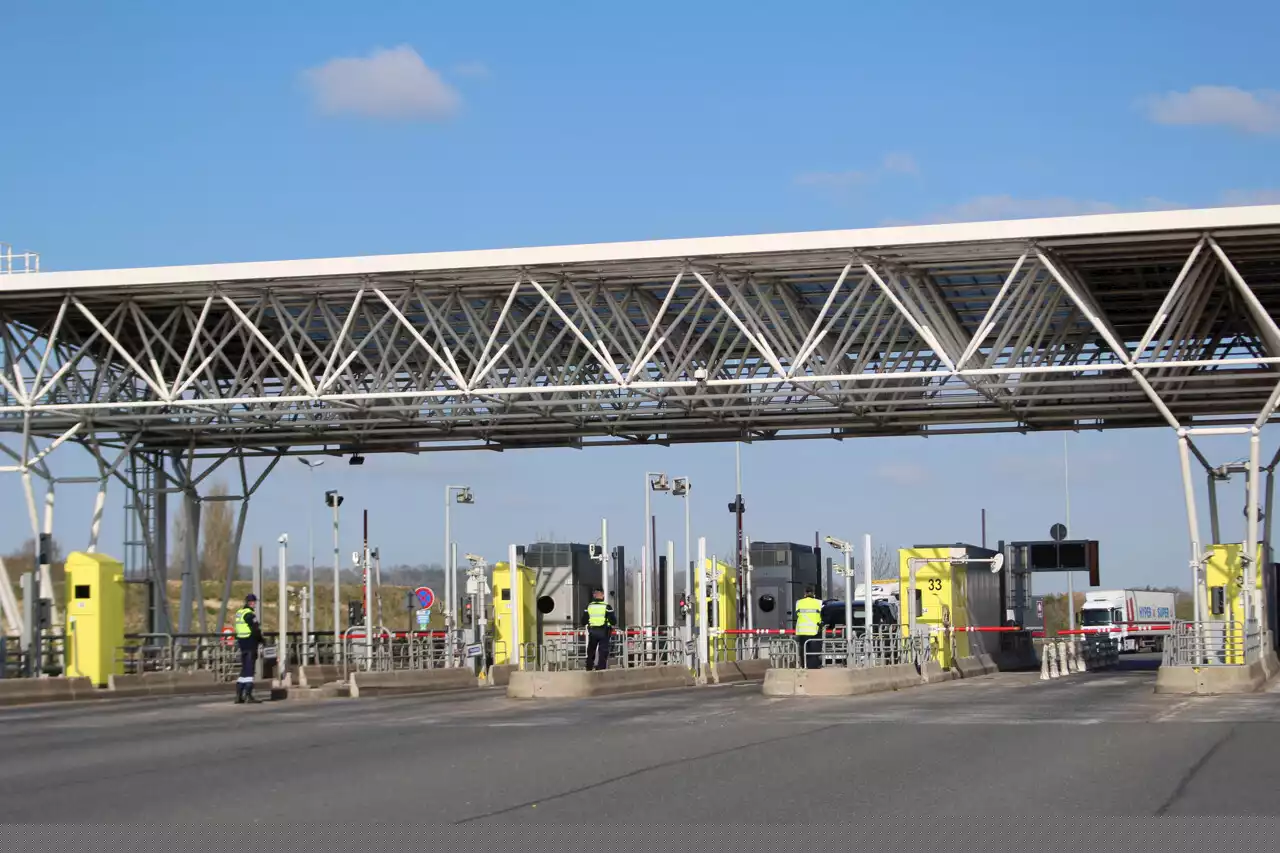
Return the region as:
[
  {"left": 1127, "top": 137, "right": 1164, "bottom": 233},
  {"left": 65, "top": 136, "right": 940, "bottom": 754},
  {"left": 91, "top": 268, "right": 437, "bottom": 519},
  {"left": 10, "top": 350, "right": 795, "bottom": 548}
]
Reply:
[
  {"left": 517, "top": 626, "right": 686, "bottom": 672},
  {"left": 768, "top": 627, "right": 934, "bottom": 670},
  {"left": 0, "top": 243, "right": 39, "bottom": 274},
  {"left": 1162, "top": 620, "right": 1262, "bottom": 667}
]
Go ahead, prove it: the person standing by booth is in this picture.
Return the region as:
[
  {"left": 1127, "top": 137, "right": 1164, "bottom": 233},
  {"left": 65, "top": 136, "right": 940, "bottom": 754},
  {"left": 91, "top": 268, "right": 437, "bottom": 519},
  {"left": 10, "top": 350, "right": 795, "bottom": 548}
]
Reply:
[
  {"left": 583, "top": 588, "right": 616, "bottom": 671},
  {"left": 233, "top": 593, "right": 265, "bottom": 703}
]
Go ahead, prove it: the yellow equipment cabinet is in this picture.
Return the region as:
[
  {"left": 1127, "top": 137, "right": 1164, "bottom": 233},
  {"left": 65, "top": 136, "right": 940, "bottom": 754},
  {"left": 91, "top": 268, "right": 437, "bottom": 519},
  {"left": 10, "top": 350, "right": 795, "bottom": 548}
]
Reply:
[
  {"left": 64, "top": 552, "right": 126, "bottom": 687},
  {"left": 1204, "top": 543, "right": 1262, "bottom": 664},
  {"left": 898, "top": 544, "right": 1002, "bottom": 670},
  {"left": 705, "top": 558, "right": 739, "bottom": 661},
  {"left": 492, "top": 561, "right": 536, "bottom": 666}
]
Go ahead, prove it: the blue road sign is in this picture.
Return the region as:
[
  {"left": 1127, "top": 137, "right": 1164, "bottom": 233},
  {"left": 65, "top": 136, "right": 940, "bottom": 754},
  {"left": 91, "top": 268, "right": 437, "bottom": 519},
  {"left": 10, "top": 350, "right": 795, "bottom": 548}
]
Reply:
[{"left": 414, "top": 586, "right": 435, "bottom": 609}]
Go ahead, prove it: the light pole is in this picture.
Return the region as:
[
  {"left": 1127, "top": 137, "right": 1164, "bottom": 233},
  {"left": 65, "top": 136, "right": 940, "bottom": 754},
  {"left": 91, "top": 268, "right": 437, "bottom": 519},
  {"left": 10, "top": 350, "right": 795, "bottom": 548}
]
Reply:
[
  {"left": 299, "top": 458, "right": 324, "bottom": 663},
  {"left": 445, "top": 485, "right": 474, "bottom": 666},
  {"left": 672, "top": 477, "right": 691, "bottom": 636},
  {"left": 645, "top": 472, "right": 670, "bottom": 628},
  {"left": 325, "top": 490, "right": 343, "bottom": 664},
  {"left": 825, "top": 536, "right": 855, "bottom": 662},
  {"left": 277, "top": 533, "right": 288, "bottom": 683}
]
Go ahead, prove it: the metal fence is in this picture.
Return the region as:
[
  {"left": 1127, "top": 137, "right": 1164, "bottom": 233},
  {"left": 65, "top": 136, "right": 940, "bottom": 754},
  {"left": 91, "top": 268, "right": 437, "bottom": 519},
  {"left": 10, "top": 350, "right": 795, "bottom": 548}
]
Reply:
[
  {"left": 766, "top": 628, "right": 934, "bottom": 670},
  {"left": 517, "top": 626, "right": 685, "bottom": 672},
  {"left": 1162, "top": 620, "right": 1262, "bottom": 667}
]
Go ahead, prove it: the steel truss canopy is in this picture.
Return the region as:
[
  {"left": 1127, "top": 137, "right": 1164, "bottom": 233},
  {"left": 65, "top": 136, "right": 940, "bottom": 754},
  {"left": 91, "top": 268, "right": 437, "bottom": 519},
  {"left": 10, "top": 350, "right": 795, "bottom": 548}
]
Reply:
[{"left": 3, "top": 205, "right": 1280, "bottom": 457}]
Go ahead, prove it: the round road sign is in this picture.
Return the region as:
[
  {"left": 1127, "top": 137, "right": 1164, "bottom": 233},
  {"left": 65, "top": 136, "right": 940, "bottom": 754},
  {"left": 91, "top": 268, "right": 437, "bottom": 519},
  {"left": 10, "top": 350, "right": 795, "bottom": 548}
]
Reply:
[
  {"left": 1049, "top": 523, "right": 1068, "bottom": 542},
  {"left": 414, "top": 586, "right": 435, "bottom": 609}
]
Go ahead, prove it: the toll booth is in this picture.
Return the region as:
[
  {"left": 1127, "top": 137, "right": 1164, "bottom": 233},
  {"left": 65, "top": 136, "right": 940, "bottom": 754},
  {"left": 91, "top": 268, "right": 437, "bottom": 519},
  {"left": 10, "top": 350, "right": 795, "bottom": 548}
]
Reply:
[
  {"left": 1204, "top": 543, "right": 1264, "bottom": 664},
  {"left": 748, "top": 541, "right": 820, "bottom": 632},
  {"left": 700, "top": 558, "right": 739, "bottom": 661},
  {"left": 523, "top": 542, "right": 604, "bottom": 637},
  {"left": 492, "top": 561, "right": 536, "bottom": 666},
  {"left": 64, "top": 552, "right": 126, "bottom": 687},
  {"left": 898, "top": 543, "right": 1003, "bottom": 670}
]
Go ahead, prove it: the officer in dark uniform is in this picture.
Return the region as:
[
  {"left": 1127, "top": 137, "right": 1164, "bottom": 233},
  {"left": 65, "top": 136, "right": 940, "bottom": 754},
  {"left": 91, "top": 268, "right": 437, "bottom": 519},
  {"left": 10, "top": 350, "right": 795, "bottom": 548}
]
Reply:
[
  {"left": 233, "top": 593, "right": 265, "bottom": 703},
  {"left": 582, "top": 588, "right": 616, "bottom": 671}
]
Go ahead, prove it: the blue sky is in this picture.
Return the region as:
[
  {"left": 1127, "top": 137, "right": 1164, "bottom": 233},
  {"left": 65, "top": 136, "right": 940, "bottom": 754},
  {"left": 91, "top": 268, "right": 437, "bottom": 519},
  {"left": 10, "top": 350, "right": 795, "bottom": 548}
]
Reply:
[{"left": 2, "top": 1, "right": 1279, "bottom": 592}]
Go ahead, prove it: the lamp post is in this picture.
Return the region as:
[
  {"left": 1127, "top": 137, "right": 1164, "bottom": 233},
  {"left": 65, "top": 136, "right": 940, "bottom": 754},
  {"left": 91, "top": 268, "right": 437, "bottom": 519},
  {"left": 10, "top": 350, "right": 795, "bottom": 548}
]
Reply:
[
  {"left": 671, "top": 477, "right": 691, "bottom": 636},
  {"left": 298, "top": 458, "right": 324, "bottom": 664},
  {"left": 445, "top": 485, "right": 474, "bottom": 666},
  {"left": 277, "top": 533, "right": 288, "bottom": 683},
  {"left": 645, "top": 472, "right": 671, "bottom": 629},
  {"left": 825, "top": 536, "right": 855, "bottom": 663},
  {"left": 324, "top": 490, "right": 343, "bottom": 664}
]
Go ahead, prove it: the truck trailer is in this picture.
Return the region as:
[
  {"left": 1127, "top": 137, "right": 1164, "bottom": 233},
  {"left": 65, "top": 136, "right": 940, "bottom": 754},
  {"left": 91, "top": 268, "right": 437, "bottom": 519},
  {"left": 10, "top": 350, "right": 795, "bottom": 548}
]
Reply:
[{"left": 1079, "top": 589, "right": 1175, "bottom": 653}]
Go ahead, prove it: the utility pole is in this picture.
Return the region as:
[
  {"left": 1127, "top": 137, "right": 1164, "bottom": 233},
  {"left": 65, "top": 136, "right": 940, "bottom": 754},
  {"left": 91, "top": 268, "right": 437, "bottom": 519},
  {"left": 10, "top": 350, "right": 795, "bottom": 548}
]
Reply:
[{"left": 325, "top": 490, "right": 343, "bottom": 664}]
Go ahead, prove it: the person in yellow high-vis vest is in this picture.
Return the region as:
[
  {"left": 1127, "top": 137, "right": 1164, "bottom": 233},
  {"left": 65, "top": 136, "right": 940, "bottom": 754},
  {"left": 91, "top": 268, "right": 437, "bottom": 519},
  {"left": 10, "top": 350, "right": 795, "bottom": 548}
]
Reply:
[
  {"left": 794, "top": 587, "right": 824, "bottom": 670},
  {"left": 582, "top": 588, "right": 617, "bottom": 671},
  {"left": 233, "top": 593, "right": 265, "bottom": 703}
]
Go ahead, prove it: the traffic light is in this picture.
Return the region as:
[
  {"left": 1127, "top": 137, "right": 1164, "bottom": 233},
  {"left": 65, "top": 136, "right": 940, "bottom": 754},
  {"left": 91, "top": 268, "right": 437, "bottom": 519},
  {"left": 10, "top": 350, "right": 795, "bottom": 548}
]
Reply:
[
  {"left": 347, "top": 600, "right": 364, "bottom": 627},
  {"left": 325, "top": 490, "right": 344, "bottom": 508},
  {"left": 677, "top": 594, "right": 690, "bottom": 615},
  {"left": 462, "top": 600, "right": 473, "bottom": 627}
]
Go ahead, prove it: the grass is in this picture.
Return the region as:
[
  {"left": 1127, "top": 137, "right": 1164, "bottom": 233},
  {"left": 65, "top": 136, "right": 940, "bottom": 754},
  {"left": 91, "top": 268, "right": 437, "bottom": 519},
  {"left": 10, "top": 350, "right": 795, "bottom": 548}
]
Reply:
[{"left": 10, "top": 579, "right": 449, "bottom": 635}]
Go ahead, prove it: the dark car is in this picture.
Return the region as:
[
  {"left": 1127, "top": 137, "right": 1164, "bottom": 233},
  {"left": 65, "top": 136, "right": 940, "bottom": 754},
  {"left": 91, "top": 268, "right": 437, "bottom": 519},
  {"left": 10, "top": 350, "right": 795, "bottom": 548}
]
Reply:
[{"left": 819, "top": 600, "right": 897, "bottom": 634}]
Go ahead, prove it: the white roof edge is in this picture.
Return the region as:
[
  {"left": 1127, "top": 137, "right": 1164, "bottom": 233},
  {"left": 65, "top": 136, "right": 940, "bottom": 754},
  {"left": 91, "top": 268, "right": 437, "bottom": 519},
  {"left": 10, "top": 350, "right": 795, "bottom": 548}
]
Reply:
[{"left": 6, "top": 204, "right": 1280, "bottom": 294}]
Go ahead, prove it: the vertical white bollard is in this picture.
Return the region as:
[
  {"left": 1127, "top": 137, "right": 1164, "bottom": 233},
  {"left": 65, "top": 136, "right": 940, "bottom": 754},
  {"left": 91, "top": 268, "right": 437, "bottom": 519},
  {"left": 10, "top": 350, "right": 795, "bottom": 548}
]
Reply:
[
  {"left": 277, "top": 535, "right": 288, "bottom": 685},
  {"left": 696, "top": 537, "right": 708, "bottom": 684}
]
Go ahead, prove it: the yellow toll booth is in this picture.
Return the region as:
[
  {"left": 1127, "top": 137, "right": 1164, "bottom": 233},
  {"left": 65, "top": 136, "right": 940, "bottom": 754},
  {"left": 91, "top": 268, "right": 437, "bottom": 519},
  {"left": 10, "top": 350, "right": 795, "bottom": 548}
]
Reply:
[
  {"left": 898, "top": 544, "right": 1002, "bottom": 670},
  {"left": 704, "top": 558, "right": 739, "bottom": 661},
  {"left": 64, "top": 552, "right": 126, "bottom": 687},
  {"left": 1204, "top": 543, "right": 1262, "bottom": 664},
  {"left": 492, "top": 561, "right": 536, "bottom": 666}
]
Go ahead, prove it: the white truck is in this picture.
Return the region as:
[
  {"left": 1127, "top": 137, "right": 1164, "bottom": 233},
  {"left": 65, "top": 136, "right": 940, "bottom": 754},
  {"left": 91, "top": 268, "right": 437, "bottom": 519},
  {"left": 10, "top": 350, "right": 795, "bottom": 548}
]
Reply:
[{"left": 1078, "top": 589, "right": 1176, "bottom": 653}]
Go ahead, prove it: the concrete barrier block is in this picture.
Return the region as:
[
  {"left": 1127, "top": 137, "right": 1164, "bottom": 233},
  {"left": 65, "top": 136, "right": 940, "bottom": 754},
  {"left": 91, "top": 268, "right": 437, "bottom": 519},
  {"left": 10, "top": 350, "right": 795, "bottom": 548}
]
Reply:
[
  {"left": 487, "top": 664, "right": 516, "bottom": 687},
  {"left": 1156, "top": 663, "right": 1266, "bottom": 695},
  {"left": 348, "top": 668, "right": 477, "bottom": 698},
  {"left": 711, "top": 659, "right": 771, "bottom": 684},
  {"left": 66, "top": 677, "right": 107, "bottom": 700},
  {"left": 507, "top": 665, "right": 694, "bottom": 699},
  {"left": 298, "top": 664, "right": 342, "bottom": 688},
  {"left": 762, "top": 664, "right": 923, "bottom": 697},
  {"left": 920, "top": 661, "right": 954, "bottom": 684},
  {"left": 0, "top": 677, "right": 79, "bottom": 706},
  {"left": 107, "top": 674, "right": 150, "bottom": 697},
  {"left": 953, "top": 655, "right": 999, "bottom": 678},
  {"left": 148, "top": 671, "right": 222, "bottom": 696}
]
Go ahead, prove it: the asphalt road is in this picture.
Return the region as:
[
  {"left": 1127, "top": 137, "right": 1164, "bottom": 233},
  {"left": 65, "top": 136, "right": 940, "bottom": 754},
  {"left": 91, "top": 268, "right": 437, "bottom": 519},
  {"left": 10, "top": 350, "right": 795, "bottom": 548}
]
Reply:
[{"left": 3, "top": 655, "right": 1279, "bottom": 831}]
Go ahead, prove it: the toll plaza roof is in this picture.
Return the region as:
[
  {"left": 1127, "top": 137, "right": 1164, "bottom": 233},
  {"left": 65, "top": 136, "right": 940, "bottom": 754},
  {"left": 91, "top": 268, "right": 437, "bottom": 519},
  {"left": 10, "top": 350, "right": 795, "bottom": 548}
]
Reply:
[{"left": 1, "top": 204, "right": 1279, "bottom": 455}]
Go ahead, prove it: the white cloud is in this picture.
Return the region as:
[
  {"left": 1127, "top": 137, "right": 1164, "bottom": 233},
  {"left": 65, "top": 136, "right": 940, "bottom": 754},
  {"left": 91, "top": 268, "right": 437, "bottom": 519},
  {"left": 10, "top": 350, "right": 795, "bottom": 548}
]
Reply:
[
  {"left": 1220, "top": 189, "right": 1280, "bottom": 206},
  {"left": 302, "top": 45, "right": 461, "bottom": 120},
  {"left": 794, "top": 170, "right": 868, "bottom": 188},
  {"left": 1144, "top": 85, "right": 1280, "bottom": 135},
  {"left": 874, "top": 462, "right": 930, "bottom": 487},
  {"left": 796, "top": 152, "right": 920, "bottom": 194},
  {"left": 453, "top": 61, "right": 491, "bottom": 79},
  {"left": 882, "top": 151, "right": 919, "bottom": 175}
]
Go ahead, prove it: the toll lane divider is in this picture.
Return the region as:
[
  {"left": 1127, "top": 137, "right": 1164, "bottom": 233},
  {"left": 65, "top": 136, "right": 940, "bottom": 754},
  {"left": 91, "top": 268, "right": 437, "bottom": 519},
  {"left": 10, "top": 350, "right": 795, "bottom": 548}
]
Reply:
[
  {"left": 348, "top": 667, "right": 477, "bottom": 698},
  {"left": 107, "top": 671, "right": 227, "bottom": 697},
  {"left": 508, "top": 665, "right": 694, "bottom": 699},
  {"left": 0, "top": 676, "right": 104, "bottom": 707}
]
